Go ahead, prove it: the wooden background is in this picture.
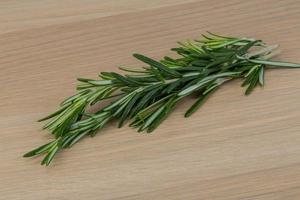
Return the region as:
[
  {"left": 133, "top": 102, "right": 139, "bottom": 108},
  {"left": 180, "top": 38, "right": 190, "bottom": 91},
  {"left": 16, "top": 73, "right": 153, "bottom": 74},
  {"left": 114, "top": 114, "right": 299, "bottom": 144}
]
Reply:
[{"left": 1, "top": 0, "right": 300, "bottom": 199}]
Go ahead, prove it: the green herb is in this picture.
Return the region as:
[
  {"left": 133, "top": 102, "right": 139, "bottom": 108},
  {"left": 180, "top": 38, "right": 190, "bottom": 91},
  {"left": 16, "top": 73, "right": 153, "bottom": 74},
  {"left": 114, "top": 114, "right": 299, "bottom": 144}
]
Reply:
[{"left": 24, "top": 32, "right": 300, "bottom": 165}]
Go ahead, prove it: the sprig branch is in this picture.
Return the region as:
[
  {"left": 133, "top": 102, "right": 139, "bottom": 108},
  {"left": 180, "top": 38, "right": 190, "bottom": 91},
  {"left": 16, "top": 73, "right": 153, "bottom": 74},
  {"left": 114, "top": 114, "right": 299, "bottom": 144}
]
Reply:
[{"left": 24, "top": 32, "right": 300, "bottom": 165}]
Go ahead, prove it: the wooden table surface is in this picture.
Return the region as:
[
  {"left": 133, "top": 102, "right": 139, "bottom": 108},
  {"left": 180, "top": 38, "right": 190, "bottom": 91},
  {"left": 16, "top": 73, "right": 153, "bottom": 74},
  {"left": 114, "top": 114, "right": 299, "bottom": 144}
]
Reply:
[{"left": 1, "top": 0, "right": 300, "bottom": 199}]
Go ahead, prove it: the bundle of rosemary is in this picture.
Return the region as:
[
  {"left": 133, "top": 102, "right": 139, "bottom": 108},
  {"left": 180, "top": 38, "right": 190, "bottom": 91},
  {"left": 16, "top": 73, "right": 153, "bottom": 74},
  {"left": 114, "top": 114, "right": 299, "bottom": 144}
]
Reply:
[{"left": 24, "top": 33, "right": 300, "bottom": 165}]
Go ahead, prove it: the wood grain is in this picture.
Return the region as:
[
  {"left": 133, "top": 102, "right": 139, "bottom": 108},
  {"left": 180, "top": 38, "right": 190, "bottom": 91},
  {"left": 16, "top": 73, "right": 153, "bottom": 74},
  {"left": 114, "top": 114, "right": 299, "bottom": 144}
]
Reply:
[{"left": 1, "top": 0, "right": 300, "bottom": 199}]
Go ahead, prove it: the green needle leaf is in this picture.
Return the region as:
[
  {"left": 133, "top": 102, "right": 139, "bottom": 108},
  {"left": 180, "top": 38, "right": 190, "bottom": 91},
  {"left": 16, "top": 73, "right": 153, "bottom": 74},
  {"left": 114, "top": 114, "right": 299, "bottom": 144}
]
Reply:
[
  {"left": 259, "top": 66, "right": 265, "bottom": 86},
  {"left": 23, "top": 140, "right": 58, "bottom": 157},
  {"left": 133, "top": 53, "right": 181, "bottom": 77},
  {"left": 185, "top": 87, "right": 217, "bottom": 118},
  {"left": 249, "top": 59, "right": 300, "bottom": 68}
]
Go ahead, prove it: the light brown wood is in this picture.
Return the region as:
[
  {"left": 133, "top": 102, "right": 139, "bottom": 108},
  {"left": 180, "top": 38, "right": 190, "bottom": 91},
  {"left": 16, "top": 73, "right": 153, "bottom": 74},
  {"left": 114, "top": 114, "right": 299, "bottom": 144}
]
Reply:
[{"left": 1, "top": 0, "right": 300, "bottom": 199}]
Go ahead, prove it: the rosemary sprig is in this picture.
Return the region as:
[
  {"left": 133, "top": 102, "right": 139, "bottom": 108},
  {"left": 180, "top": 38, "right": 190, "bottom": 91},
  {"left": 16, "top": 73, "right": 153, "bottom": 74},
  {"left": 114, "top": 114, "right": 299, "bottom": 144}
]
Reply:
[{"left": 24, "top": 32, "right": 300, "bottom": 165}]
